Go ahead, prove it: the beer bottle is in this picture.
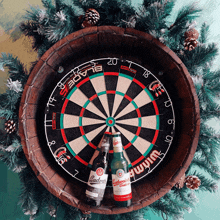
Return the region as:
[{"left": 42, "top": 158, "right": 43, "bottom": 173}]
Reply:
[
  {"left": 85, "top": 132, "right": 111, "bottom": 206},
  {"left": 111, "top": 132, "right": 132, "bottom": 207}
]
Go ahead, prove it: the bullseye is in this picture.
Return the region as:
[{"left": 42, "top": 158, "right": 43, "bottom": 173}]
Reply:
[{"left": 106, "top": 117, "right": 115, "bottom": 127}]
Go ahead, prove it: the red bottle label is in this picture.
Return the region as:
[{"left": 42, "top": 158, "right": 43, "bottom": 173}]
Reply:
[{"left": 112, "top": 170, "right": 132, "bottom": 201}]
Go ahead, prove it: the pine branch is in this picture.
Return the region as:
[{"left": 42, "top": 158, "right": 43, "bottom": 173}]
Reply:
[
  {"left": 0, "top": 53, "right": 27, "bottom": 84},
  {"left": 200, "top": 109, "right": 220, "bottom": 120},
  {"left": 0, "top": 140, "right": 27, "bottom": 173},
  {"left": 18, "top": 164, "right": 61, "bottom": 219},
  {"left": 181, "top": 43, "right": 218, "bottom": 75},
  {"left": 0, "top": 90, "right": 21, "bottom": 117},
  {"left": 119, "top": 209, "right": 147, "bottom": 220},
  {"left": 41, "top": 0, "right": 56, "bottom": 10},
  {"left": 97, "top": 0, "right": 135, "bottom": 27},
  {"left": 161, "top": 0, "right": 175, "bottom": 20},
  {"left": 136, "top": 1, "right": 175, "bottom": 35},
  {"left": 168, "top": 4, "right": 201, "bottom": 38},
  {"left": 25, "top": 6, "right": 44, "bottom": 22},
  {"left": 61, "top": 202, "right": 83, "bottom": 220},
  {"left": 142, "top": 0, "right": 159, "bottom": 8},
  {"left": 19, "top": 166, "right": 39, "bottom": 217},
  {"left": 150, "top": 197, "right": 183, "bottom": 219},
  {"left": 172, "top": 187, "right": 198, "bottom": 208},
  {"left": 45, "top": 7, "right": 80, "bottom": 43},
  {"left": 0, "top": 108, "right": 13, "bottom": 120},
  {"left": 192, "top": 171, "right": 218, "bottom": 192},
  {"left": 191, "top": 158, "right": 220, "bottom": 180},
  {"left": 198, "top": 86, "right": 219, "bottom": 113},
  {"left": 199, "top": 22, "right": 209, "bottom": 44},
  {"left": 190, "top": 124, "right": 220, "bottom": 181}
]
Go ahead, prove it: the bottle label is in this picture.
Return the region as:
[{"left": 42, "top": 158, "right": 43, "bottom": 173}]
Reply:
[
  {"left": 113, "top": 136, "right": 123, "bottom": 152},
  {"left": 112, "top": 170, "right": 132, "bottom": 201},
  {"left": 85, "top": 189, "right": 98, "bottom": 198},
  {"left": 87, "top": 168, "right": 108, "bottom": 190}
]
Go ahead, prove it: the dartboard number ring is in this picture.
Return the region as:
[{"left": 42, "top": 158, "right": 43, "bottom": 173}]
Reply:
[{"left": 44, "top": 58, "right": 175, "bottom": 184}]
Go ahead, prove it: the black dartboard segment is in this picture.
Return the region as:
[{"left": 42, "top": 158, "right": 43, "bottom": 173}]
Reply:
[{"left": 44, "top": 58, "right": 175, "bottom": 184}]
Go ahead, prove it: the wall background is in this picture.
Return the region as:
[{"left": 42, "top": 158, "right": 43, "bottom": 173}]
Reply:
[{"left": 0, "top": 0, "right": 220, "bottom": 219}]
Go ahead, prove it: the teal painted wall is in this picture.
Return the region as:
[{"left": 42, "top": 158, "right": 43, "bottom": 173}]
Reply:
[{"left": 1, "top": 0, "right": 220, "bottom": 219}]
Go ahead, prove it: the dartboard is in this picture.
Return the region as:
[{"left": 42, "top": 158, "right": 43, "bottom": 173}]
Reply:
[
  {"left": 44, "top": 58, "right": 175, "bottom": 184},
  {"left": 19, "top": 26, "right": 200, "bottom": 214}
]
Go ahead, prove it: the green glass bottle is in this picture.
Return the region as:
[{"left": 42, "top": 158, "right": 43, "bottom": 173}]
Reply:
[{"left": 111, "top": 132, "right": 132, "bottom": 207}]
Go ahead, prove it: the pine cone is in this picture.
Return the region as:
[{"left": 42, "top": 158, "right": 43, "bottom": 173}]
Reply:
[
  {"left": 184, "top": 28, "right": 199, "bottom": 51},
  {"left": 184, "top": 28, "right": 199, "bottom": 40},
  {"left": 184, "top": 38, "right": 198, "bottom": 51},
  {"left": 82, "top": 8, "right": 100, "bottom": 28},
  {"left": 5, "top": 120, "right": 16, "bottom": 134},
  {"left": 185, "top": 175, "right": 201, "bottom": 190}
]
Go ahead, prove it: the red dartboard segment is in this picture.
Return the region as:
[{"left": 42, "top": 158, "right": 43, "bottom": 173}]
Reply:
[
  {"left": 61, "top": 129, "right": 68, "bottom": 144},
  {"left": 104, "top": 72, "right": 119, "bottom": 76},
  {"left": 136, "top": 126, "right": 141, "bottom": 136},
  {"left": 152, "top": 100, "right": 159, "bottom": 115},
  {"left": 152, "top": 130, "right": 159, "bottom": 145},
  {"left": 131, "top": 155, "right": 145, "bottom": 166},
  {"left": 80, "top": 126, "right": 85, "bottom": 136},
  {"left": 133, "top": 78, "right": 146, "bottom": 89},
  {"left": 124, "top": 94, "right": 133, "bottom": 102},
  {"left": 61, "top": 99, "right": 69, "bottom": 114},
  {"left": 79, "top": 108, "right": 85, "bottom": 117},
  {"left": 124, "top": 142, "right": 132, "bottom": 149},
  {"left": 89, "top": 94, "right": 98, "bottom": 101},
  {"left": 106, "top": 90, "right": 116, "bottom": 94},
  {"left": 136, "top": 108, "right": 141, "bottom": 118},
  {"left": 89, "top": 142, "right": 97, "bottom": 149},
  {"left": 75, "top": 155, "right": 89, "bottom": 166},
  {"left": 76, "top": 77, "right": 90, "bottom": 88}
]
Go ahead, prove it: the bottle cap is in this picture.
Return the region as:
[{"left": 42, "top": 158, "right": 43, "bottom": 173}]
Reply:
[{"left": 104, "top": 131, "right": 112, "bottom": 136}]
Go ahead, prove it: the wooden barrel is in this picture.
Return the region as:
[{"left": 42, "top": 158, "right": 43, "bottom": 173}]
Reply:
[{"left": 19, "top": 26, "right": 200, "bottom": 215}]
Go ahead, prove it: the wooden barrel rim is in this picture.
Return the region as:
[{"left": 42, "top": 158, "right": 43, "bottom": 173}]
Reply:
[{"left": 19, "top": 26, "right": 200, "bottom": 215}]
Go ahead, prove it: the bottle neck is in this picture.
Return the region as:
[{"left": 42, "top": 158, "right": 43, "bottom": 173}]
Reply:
[
  {"left": 113, "top": 143, "right": 124, "bottom": 159},
  {"left": 99, "top": 133, "right": 110, "bottom": 158},
  {"left": 112, "top": 134, "right": 123, "bottom": 156},
  {"left": 100, "top": 150, "right": 108, "bottom": 158},
  {"left": 113, "top": 150, "right": 124, "bottom": 159}
]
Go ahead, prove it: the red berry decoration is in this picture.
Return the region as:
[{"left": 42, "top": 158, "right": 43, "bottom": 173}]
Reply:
[{"left": 185, "top": 175, "right": 201, "bottom": 190}]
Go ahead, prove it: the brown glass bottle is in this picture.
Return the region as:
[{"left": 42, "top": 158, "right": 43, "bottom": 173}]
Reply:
[
  {"left": 85, "top": 132, "right": 111, "bottom": 206},
  {"left": 111, "top": 132, "right": 132, "bottom": 207}
]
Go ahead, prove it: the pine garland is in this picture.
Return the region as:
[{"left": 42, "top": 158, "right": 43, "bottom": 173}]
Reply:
[{"left": 1, "top": 0, "right": 220, "bottom": 219}]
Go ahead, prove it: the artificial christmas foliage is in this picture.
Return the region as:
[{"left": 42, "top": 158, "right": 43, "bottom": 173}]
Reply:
[{"left": 1, "top": 0, "right": 220, "bottom": 219}]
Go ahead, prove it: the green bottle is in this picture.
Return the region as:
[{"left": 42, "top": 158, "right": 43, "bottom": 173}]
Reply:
[{"left": 111, "top": 132, "right": 132, "bottom": 207}]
